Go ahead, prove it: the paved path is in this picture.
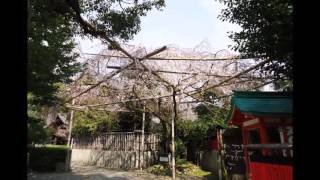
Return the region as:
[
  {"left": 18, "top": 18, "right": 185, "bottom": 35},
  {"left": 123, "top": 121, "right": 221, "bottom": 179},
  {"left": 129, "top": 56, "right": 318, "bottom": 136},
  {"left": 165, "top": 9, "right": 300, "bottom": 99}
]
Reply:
[{"left": 28, "top": 165, "right": 204, "bottom": 180}]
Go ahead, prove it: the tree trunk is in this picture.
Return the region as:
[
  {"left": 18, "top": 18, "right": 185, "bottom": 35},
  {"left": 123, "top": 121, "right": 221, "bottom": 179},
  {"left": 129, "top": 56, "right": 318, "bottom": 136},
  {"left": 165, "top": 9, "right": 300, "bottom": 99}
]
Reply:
[
  {"left": 152, "top": 99, "right": 171, "bottom": 154},
  {"left": 187, "top": 143, "right": 197, "bottom": 163},
  {"left": 160, "top": 117, "right": 170, "bottom": 153}
]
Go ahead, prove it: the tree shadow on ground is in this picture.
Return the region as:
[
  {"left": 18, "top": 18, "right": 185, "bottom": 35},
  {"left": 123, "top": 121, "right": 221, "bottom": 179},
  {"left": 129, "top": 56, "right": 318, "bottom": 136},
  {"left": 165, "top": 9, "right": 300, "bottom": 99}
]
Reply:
[
  {"left": 28, "top": 172, "right": 130, "bottom": 180},
  {"left": 202, "top": 173, "right": 219, "bottom": 180},
  {"left": 177, "top": 173, "right": 218, "bottom": 180}
]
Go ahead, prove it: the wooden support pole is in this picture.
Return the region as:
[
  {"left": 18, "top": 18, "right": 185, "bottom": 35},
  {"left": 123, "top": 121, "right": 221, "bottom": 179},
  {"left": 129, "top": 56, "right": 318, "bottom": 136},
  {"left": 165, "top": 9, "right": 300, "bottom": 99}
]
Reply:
[
  {"left": 189, "top": 58, "right": 273, "bottom": 96},
  {"left": 65, "top": 46, "right": 166, "bottom": 103},
  {"left": 244, "top": 143, "right": 293, "bottom": 149},
  {"left": 217, "top": 130, "right": 223, "bottom": 180},
  {"left": 105, "top": 65, "right": 270, "bottom": 80},
  {"left": 171, "top": 89, "right": 176, "bottom": 179},
  {"left": 141, "top": 103, "right": 146, "bottom": 170},
  {"left": 83, "top": 52, "right": 260, "bottom": 62},
  {"left": 65, "top": 99, "right": 75, "bottom": 171},
  {"left": 67, "top": 99, "right": 75, "bottom": 147},
  {"left": 66, "top": 74, "right": 279, "bottom": 110}
]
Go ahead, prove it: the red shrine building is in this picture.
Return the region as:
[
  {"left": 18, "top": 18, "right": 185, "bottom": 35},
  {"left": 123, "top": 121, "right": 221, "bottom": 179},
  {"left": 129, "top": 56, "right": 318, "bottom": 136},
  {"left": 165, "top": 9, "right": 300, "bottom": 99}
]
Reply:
[{"left": 225, "top": 91, "right": 293, "bottom": 180}]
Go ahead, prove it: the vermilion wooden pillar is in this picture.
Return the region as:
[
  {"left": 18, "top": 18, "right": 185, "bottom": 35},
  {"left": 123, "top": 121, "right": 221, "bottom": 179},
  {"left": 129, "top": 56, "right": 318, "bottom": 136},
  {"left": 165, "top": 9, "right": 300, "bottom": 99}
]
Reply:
[
  {"left": 242, "top": 127, "right": 251, "bottom": 179},
  {"left": 259, "top": 118, "right": 269, "bottom": 156}
]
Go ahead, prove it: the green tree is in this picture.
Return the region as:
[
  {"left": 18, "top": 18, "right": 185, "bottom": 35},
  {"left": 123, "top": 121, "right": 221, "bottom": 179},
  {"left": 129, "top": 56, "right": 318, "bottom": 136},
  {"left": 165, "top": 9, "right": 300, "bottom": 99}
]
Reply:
[
  {"left": 116, "top": 97, "right": 154, "bottom": 132},
  {"left": 28, "top": 0, "right": 166, "bottom": 104},
  {"left": 28, "top": 94, "right": 55, "bottom": 145},
  {"left": 27, "top": 116, "right": 55, "bottom": 145},
  {"left": 273, "top": 79, "right": 293, "bottom": 91},
  {"left": 218, "top": 0, "right": 293, "bottom": 81},
  {"left": 77, "top": 0, "right": 165, "bottom": 40},
  {"left": 177, "top": 91, "right": 229, "bottom": 162},
  {"left": 28, "top": 0, "right": 81, "bottom": 105},
  {"left": 48, "top": 0, "right": 165, "bottom": 42},
  {"left": 116, "top": 111, "right": 152, "bottom": 132},
  {"left": 72, "top": 110, "right": 118, "bottom": 136},
  {"left": 28, "top": 0, "right": 166, "bottom": 142}
]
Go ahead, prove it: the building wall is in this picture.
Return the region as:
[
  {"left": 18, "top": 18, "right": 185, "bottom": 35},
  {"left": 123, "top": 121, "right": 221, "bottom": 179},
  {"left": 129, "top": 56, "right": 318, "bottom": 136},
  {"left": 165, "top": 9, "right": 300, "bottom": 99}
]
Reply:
[{"left": 71, "top": 149, "right": 159, "bottom": 169}]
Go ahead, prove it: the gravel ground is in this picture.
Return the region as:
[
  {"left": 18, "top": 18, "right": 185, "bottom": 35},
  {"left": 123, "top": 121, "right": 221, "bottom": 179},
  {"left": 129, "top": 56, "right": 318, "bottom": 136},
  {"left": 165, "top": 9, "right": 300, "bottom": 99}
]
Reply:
[{"left": 27, "top": 164, "right": 207, "bottom": 180}]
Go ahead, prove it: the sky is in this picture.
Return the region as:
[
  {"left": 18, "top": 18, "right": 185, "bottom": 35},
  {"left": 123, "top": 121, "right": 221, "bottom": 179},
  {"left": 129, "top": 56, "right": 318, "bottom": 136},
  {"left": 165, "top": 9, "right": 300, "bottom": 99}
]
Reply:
[
  {"left": 76, "top": 0, "right": 242, "bottom": 54},
  {"left": 74, "top": 1, "right": 274, "bottom": 91}
]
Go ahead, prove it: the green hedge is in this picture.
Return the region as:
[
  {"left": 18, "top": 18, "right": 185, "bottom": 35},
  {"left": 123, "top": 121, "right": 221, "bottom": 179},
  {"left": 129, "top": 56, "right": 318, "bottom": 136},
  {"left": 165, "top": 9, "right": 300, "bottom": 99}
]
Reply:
[{"left": 28, "top": 146, "right": 70, "bottom": 172}]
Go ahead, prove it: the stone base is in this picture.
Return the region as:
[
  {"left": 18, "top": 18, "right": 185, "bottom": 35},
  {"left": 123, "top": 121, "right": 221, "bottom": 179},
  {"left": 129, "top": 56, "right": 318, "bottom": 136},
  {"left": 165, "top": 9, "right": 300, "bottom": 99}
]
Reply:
[{"left": 231, "top": 174, "right": 246, "bottom": 180}]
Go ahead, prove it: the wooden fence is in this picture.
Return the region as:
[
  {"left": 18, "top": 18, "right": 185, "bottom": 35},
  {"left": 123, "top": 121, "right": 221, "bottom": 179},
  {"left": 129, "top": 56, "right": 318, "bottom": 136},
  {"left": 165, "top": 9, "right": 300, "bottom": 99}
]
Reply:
[
  {"left": 72, "top": 132, "right": 161, "bottom": 152},
  {"left": 70, "top": 132, "right": 161, "bottom": 169}
]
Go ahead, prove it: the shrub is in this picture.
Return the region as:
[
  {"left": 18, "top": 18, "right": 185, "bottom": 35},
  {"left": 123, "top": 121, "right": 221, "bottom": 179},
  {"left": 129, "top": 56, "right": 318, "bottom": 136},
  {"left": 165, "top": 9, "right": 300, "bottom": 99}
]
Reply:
[
  {"left": 27, "top": 116, "right": 53, "bottom": 145},
  {"left": 28, "top": 145, "right": 70, "bottom": 172},
  {"left": 176, "top": 159, "right": 213, "bottom": 178},
  {"left": 148, "top": 159, "right": 213, "bottom": 178},
  {"left": 175, "top": 138, "right": 187, "bottom": 159},
  {"left": 147, "top": 164, "right": 171, "bottom": 176},
  {"left": 72, "top": 110, "right": 118, "bottom": 137}
]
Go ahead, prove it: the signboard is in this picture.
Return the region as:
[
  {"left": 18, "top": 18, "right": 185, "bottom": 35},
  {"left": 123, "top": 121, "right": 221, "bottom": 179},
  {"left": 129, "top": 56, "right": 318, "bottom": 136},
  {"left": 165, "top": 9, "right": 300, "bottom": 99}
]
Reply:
[
  {"left": 160, "top": 157, "right": 169, "bottom": 162},
  {"left": 159, "top": 153, "right": 171, "bottom": 163},
  {"left": 224, "top": 144, "right": 246, "bottom": 174},
  {"left": 222, "top": 128, "right": 246, "bottom": 175}
]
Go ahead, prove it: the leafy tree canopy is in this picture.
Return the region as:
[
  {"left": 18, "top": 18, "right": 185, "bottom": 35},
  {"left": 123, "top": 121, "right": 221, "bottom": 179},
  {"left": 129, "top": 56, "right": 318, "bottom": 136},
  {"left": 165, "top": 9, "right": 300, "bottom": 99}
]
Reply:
[
  {"left": 28, "top": 0, "right": 165, "bottom": 105},
  {"left": 28, "top": 93, "right": 55, "bottom": 144},
  {"left": 28, "top": 0, "right": 81, "bottom": 105},
  {"left": 49, "top": 0, "right": 165, "bottom": 40},
  {"left": 218, "top": 0, "right": 293, "bottom": 81},
  {"left": 72, "top": 110, "right": 118, "bottom": 136},
  {"left": 176, "top": 90, "right": 229, "bottom": 151},
  {"left": 78, "top": 0, "right": 165, "bottom": 40}
]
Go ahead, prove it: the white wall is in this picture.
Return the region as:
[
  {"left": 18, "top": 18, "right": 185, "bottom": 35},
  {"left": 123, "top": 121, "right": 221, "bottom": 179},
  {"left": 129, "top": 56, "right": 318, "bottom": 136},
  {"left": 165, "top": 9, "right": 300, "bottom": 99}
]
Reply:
[{"left": 71, "top": 149, "right": 159, "bottom": 169}]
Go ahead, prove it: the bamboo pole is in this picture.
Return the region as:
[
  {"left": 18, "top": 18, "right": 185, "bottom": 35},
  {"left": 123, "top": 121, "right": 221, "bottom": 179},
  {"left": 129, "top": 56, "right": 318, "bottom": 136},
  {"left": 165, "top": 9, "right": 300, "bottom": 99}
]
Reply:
[
  {"left": 66, "top": 74, "right": 278, "bottom": 110},
  {"left": 83, "top": 52, "right": 260, "bottom": 62},
  {"left": 105, "top": 65, "right": 270, "bottom": 80},
  {"left": 65, "top": 46, "right": 167, "bottom": 103}
]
